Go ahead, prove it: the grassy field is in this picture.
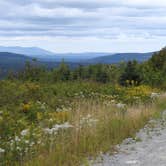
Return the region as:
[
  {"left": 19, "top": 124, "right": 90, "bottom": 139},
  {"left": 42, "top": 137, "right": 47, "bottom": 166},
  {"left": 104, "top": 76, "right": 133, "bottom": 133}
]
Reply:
[
  {"left": 0, "top": 80, "right": 165, "bottom": 166},
  {"left": 25, "top": 97, "right": 166, "bottom": 166}
]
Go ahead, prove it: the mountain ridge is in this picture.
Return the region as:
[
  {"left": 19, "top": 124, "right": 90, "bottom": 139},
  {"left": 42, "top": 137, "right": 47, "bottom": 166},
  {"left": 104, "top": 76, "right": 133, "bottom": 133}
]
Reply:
[
  {"left": 88, "top": 52, "right": 154, "bottom": 64},
  {"left": 0, "top": 46, "right": 155, "bottom": 63},
  {"left": 0, "top": 46, "right": 55, "bottom": 57}
]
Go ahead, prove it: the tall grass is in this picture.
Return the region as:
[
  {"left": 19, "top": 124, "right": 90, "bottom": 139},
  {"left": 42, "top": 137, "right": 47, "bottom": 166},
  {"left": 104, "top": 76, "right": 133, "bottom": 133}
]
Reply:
[{"left": 24, "top": 96, "right": 166, "bottom": 166}]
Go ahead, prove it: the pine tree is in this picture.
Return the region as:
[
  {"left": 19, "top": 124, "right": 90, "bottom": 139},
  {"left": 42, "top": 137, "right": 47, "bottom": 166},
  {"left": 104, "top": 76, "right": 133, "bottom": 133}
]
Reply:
[{"left": 119, "top": 61, "right": 141, "bottom": 86}]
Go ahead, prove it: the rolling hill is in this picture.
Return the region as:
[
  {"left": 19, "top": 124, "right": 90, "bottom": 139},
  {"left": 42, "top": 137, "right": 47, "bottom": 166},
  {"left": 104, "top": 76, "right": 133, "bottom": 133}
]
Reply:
[
  {"left": 0, "top": 52, "right": 34, "bottom": 77},
  {"left": 0, "top": 46, "right": 154, "bottom": 64},
  {"left": 0, "top": 50, "right": 155, "bottom": 78},
  {"left": 0, "top": 46, "right": 110, "bottom": 61},
  {"left": 0, "top": 52, "right": 32, "bottom": 69},
  {"left": 88, "top": 52, "right": 154, "bottom": 64},
  {"left": 0, "top": 46, "right": 55, "bottom": 57},
  {"left": 0, "top": 52, "right": 87, "bottom": 78}
]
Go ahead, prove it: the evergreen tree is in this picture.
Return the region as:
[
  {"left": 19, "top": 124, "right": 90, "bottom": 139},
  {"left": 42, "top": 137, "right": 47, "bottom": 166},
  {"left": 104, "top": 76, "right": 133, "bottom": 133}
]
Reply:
[
  {"left": 119, "top": 61, "right": 141, "bottom": 86},
  {"left": 150, "top": 47, "right": 166, "bottom": 71},
  {"left": 57, "top": 60, "right": 70, "bottom": 81}
]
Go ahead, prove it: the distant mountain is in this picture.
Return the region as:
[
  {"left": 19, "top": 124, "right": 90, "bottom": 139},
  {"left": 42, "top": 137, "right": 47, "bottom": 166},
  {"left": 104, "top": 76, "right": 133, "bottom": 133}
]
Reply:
[
  {"left": 49, "top": 52, "right": 113, "bottom": 62},
  {"left": 0, "top": 46, "right": 155, "bottom": 64},
  {"left": 0, "top": 52, "right": 32, "bottom": 68},
  {"left": 0, "top": 46, "right": 55, "bottom": 58},
  {"left": 0, "top": 46, "right": 111, "bottom": 62},
  {"left": 0, "top": 50, "right": 156, "bottom": 78},
  {"left": 0, "top": 52, "right": 88, "bottom": 78},
  {"left": 88, "top": 52, "right": 154, "bottom": 64},
  {"left": 0, "top": 52, "right": 32, "bottom": 77}
]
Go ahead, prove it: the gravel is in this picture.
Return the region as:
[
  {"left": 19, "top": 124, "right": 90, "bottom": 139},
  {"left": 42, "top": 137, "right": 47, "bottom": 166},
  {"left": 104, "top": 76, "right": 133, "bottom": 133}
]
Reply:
[{"left": 92, "top": 111, "right": 166, "bottom": 166}]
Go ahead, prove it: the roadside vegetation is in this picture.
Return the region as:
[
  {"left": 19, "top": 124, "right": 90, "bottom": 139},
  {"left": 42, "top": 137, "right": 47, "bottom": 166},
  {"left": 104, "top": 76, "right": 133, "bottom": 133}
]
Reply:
[{"left": 0, "top": 47, "right": 166, "bottom": 165}]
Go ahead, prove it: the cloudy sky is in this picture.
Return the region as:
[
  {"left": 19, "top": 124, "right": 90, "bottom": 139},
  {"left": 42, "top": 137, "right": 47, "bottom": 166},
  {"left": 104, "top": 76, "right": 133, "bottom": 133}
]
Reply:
[{"left": 0, "top": 0, "right": 166, "bottom": 53}]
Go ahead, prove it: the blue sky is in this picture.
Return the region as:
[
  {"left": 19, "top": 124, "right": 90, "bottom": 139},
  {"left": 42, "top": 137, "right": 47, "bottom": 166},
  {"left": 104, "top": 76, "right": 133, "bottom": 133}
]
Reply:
[{"left": 0, "top": 0, "right": 166, "bottom": 53}]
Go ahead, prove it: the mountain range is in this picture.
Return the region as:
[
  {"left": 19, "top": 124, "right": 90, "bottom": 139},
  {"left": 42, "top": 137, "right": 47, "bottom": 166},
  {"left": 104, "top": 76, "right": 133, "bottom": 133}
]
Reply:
[
  {"left": 0, "top": 46, "right": 155, "bottom": 77},
  {"left": 0, "top": 46, "right": 110, "bottom": 62},
  {"left": 88, "top": 52, "right": 154, "bottom": 64}
]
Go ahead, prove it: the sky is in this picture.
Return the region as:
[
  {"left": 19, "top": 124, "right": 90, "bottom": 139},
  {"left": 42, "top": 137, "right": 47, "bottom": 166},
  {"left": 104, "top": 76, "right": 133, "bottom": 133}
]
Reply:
[{"left": 0, "top": 0, "right": 166, "bottom": 53}]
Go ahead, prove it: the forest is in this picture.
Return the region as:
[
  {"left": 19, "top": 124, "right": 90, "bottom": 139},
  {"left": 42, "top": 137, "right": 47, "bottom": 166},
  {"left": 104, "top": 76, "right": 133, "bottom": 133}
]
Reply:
[{"left": 8, "top": 47, "right": 166, "bottom": 88}]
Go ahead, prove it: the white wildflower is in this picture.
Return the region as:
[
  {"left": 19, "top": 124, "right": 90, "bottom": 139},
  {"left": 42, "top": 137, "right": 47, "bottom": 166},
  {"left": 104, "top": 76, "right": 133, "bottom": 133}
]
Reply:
[
  {"left": 151, "top": 92, "right": 160, "bottom": 99},
  {"left": 52, "top": 122, "right": 73, "bottom": 130},
  {"left": 80, "top": 114, "right": 98, "bottom": 127},
  {"left": 21, "top": 129, "right": 29, "bottom": 136},
  {"left": 44, "top": 122, "right": 73, "bottom": 135},
  {"left": 44, "top": 128, "right": 57, "bottom": 135},
  {"left": 37, "top": 101, "right": 46, "bottom": 111},
  {"left": 111, "top": 100, "right": 115, "bottom": 103},
  {"left": 16, "top": 146, "right": 21, "bottom": 151},
  {"left": 25, "top": 140, "right": 29, "bottom": 144},
  {"left": 25, "top": 148, "right": 28, "bottom": 153},
  {"left": 0, "top": 148, "right": 5, "bottom": 153},
  {"left": 10, "top": 140, "right": 14, "bottom": 146},
  {"left": 49, "top": 118, "right": 53, "bottom": 122},
  {"left": 15, "top": 136, "right": 21, "bottom": 142},
  {"left": 37, "top": 140, "right": 41, "bottom": 144},
  {"left": 30, "top": 142, "right": 35, "bottom": 147},
  {"left": 116, "top": 103, "right": 126, "bottom": 109}
]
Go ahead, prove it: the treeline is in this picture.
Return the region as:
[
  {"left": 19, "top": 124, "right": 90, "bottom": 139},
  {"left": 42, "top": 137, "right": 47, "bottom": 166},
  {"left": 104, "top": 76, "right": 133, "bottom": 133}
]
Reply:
[
  {"left": 9, "top": 60, "right": 122, "bottom": 84},
  {"left": 8, "top": 47, "right": 166, "bottom": 88}
]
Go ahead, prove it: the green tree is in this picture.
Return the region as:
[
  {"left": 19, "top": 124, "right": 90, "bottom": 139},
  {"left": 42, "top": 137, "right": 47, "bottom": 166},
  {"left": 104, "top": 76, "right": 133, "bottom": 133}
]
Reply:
[
  {"left": 119, "top": 61, "right": 142, "bottom": 86},
  {"left": 94, "top": 64, "right": 109, "bottom": 83},
  {"left": 149, "top": 47, "right": 166, "bottom": 71},
  {"left": 56, "top": 60, "right": 70, "bottom": 81}
]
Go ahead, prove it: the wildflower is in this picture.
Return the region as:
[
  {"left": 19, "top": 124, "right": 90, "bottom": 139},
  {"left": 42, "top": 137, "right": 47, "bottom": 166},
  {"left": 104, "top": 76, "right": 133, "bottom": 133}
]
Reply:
[
  {"left": 22, "top": 103, "right": 30, "bottom": 112},
  {"left": 88, "top": 119, "right": 98, "bottom": 126},
  {"left": 111, "top": 100, "right": 115, "bottom": 103},
  {"left": 49, "top": 118, "right": 53, "bottom": 122},
  {"left": 37, "top": 140, "right": 41, "bottom": 144},
  {"left": 44, "top": 128, "right": 57, "bottom": 135},
  {"left": 150, "top": 92, "right": 159, "bottom": 98},
  {"left": 10, "top": 140, "right": 14, "bottom": 146},
  {"left": 25, "top": 148, "right": 28, "bottom": 153},
  {"left": 25, "top": 140, "right": 29, "bottom": 144},
  {"left": 15, "top": 136, "right": 21, "bottom": 142},
  {"left": 53, "top": 122, "right": 73, "bottom": 130},
  {"left": 44, "top": 122, "right": 73, "bottom": 135},
  {"left": 37, "top": 101, "right": 46, "bottom": 111},
  {"left": 0, "top": 148, "right": 5, "bottom": 153},
  {"left": 116, "top": 103, "right": 126, "bottom": 109},
  {"left": 80, "top": 114, "right": 98, "bottom": 127},
  {"left": 21, "top": 129, "right": 29, "bottom": 136},
  {"left": 29, "top": 142, "right": 35, "bottom": 147}
]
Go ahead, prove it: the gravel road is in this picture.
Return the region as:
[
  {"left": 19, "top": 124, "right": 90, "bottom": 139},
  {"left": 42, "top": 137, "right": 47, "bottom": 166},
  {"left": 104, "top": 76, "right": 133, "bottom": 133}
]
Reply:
[{"left": 92, "top": 111, "right": 166, "bottom": 166}]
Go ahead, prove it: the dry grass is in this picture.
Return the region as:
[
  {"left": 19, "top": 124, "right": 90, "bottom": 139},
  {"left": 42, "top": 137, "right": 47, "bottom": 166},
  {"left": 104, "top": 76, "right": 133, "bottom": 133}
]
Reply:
[{"left": 24, "top": 97, "right": 166, "bottom": 166}]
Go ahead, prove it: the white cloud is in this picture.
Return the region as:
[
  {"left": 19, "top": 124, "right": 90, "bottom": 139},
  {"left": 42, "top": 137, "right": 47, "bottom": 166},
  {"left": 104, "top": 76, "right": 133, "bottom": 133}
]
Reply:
[{"left": 0, "top": 0, "right": 165, "bottom": 52}]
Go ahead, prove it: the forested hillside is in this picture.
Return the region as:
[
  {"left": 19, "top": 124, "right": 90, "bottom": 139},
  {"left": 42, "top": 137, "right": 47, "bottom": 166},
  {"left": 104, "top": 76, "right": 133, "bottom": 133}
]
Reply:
[
  {"left": 89, "top": 52, "right": 153, "bottom": 63},
  {"left": 0, "top": 50, "right": 155, "bottom": 79},
  {"left": 7, "top": 47, "right": 166, "bottom": 88}
]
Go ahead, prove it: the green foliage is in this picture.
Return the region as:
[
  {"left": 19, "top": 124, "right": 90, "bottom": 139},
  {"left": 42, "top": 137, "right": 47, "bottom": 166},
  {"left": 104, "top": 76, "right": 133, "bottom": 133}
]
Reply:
[
  {"left": 150, "top": 47, "right": 166, "bottom": 71},
  {"left": 12, "top": 60, "right": 122, "bottom": 85},
  {"left": 119, "top": 61, "right": 142, "bottom": 86},
  {"left": 140, "top": 47, "right": 166, "bottom": 88},
  {"left": 54, "top": 60, "right": 71, "bottom": 81}
]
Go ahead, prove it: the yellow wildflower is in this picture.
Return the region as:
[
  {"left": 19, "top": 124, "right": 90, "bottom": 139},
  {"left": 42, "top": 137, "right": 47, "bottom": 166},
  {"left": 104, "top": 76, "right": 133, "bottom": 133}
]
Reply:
[{"left": 22, "top": 103, "right": 31, "bottom": 112}]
